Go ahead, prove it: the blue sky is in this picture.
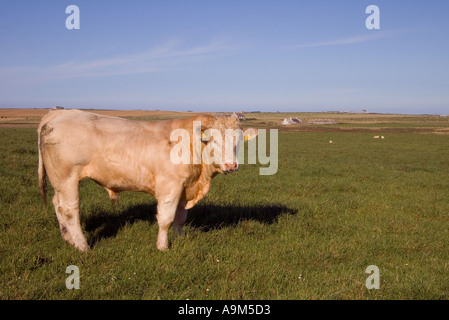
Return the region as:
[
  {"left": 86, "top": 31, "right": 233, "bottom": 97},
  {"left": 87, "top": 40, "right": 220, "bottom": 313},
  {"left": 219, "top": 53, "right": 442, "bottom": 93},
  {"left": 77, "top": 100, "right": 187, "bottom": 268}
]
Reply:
[{"left": 1, "top": 1, "right": 448, "bottom": 114}]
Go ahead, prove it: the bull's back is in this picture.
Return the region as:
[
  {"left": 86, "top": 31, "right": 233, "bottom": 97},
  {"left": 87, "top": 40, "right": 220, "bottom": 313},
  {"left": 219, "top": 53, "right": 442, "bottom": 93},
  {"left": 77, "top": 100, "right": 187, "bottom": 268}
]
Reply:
[{"left": 38, "top": 109, "right": 172, "bottom": 193}]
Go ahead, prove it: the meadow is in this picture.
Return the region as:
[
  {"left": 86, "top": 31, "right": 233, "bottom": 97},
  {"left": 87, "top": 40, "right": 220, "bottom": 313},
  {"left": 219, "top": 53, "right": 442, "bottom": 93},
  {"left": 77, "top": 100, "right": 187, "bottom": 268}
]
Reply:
[{"left": 0, "top": 110, "right": 448, "bottom": 299}]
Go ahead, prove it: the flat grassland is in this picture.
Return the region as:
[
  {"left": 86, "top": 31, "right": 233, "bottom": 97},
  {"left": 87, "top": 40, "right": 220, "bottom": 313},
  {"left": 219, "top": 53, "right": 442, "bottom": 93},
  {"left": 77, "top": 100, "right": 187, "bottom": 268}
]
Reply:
[{"left": 0, "top": 108, "right": 448, "bottom": 299}]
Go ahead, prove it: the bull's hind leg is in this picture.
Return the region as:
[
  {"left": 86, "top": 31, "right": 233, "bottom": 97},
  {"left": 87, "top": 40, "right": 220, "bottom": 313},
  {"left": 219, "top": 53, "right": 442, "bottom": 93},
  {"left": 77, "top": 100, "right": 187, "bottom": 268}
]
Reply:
[
  {"left": 54, "top": 180, "right": 89, "bottom": 252},
  {"left": 52, "top": 192, "right": 74, "bottom": 246}
]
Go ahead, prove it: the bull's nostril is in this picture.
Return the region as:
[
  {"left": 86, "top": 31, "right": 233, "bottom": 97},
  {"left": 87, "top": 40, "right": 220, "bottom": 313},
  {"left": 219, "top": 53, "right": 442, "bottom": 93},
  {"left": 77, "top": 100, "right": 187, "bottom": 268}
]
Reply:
[{"left": 223, "top": 163, "right": 239, "bottom": 172}]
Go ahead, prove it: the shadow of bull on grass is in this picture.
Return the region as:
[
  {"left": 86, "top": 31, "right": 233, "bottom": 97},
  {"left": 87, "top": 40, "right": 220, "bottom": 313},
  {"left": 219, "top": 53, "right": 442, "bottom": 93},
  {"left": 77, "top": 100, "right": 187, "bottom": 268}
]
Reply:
[{"left": 83, "top": 203, "right": 297, "bottom": 248}]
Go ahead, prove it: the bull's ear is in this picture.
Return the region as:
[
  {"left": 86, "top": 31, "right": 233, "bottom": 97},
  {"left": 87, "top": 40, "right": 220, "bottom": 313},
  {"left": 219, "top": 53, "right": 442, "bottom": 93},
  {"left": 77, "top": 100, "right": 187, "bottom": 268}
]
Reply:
[
  {"left": 243, "top": 128, "right": 258, "bottom": 141},
  {"left": 192, "top": 127, "right": 210, "bottom": 142},
  {"left": 192, "top": 115, "right": 215, "bottom": 142},
  {"left": 201, "top": 130, "right": 210, "bottom": 142},
  {"left": 200, "top": 122, "right": 214, "bottom": 142}
]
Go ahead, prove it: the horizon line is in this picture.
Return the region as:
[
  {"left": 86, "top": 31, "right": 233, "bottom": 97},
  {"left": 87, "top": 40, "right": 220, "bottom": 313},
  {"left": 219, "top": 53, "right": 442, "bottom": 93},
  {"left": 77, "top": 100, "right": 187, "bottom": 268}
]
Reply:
[{"left": 0, "top": 106, "right": 446, "bottom": 116}]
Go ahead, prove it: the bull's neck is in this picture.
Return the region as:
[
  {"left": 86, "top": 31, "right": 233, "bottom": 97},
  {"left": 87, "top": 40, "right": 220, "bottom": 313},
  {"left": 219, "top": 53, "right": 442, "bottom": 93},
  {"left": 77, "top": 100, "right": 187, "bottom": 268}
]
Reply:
[{"left": 184, "top": 163, "right": 220, "bottom": 210}]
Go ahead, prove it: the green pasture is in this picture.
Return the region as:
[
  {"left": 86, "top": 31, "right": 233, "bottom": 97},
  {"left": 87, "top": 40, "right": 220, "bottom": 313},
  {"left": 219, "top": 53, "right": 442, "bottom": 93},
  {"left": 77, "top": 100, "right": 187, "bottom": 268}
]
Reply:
[{"left": 0, "top": 115, "right": 448, "bottom": 299}]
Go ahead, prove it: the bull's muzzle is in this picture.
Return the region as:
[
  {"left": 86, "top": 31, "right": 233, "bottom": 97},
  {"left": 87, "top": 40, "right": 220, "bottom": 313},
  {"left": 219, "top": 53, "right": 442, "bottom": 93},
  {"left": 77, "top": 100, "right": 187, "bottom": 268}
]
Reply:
[{"left": 222, "top": 162, "right": 239, "bottom": 173}]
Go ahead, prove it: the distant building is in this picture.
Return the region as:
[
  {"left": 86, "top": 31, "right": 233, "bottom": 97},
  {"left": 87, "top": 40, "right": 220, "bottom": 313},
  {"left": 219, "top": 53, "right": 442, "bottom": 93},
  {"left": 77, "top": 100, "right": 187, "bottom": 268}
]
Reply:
[
  {"left": 231, "top": 112, "right": 246, "bottom": 120},
  {"left": 52, "top": 106, "right": 64, "bottom": 110},
  {"left": 308, "top": 119, "right": 338, "bottom": 125},
  {"left": 282, "top": 117, "right": 302, "bottom": 125}
]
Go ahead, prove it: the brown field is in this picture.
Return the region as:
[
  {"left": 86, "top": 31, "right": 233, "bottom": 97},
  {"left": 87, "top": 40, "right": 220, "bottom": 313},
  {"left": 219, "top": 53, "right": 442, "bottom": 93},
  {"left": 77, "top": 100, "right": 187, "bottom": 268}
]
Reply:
[
  {"left": 0, "top": 108, "right": 199, "bottom": 128},
  {"left": 0, "top": 108, "right": 448, "bottom": 134}
]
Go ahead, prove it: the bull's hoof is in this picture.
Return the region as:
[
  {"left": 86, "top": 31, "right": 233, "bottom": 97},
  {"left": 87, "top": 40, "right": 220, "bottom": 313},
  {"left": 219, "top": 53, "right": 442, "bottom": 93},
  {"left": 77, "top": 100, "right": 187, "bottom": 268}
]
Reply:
[
  {"left": 76, "top": 243, "right": 90, "bottom": 252},
  {"left": 156, "top": 243, "right": 169, "bottom": 251}
]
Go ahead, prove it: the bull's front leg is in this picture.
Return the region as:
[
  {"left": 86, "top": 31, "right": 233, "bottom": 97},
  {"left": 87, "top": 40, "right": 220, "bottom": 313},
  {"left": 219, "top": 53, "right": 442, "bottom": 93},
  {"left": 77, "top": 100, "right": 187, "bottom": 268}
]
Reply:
[
  {"left": 155, "top": 188, "right": 183, "bottom": 251},
  {"left": 173, "top": 201, "right": 188, "bottom": 236}
]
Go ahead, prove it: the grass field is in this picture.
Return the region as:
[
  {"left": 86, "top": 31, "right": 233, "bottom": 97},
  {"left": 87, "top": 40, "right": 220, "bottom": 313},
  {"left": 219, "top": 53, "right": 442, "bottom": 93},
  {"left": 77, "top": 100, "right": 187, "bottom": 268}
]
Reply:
[{"left": 0, "top": 110, "right": 448, "bottom": 299}]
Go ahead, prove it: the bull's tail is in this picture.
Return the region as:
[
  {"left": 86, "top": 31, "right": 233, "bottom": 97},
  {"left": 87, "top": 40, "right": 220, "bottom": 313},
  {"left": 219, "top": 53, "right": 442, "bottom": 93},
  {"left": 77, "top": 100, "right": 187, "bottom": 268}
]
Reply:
[{"left": 38, "top": 133, "right": 47, "bottom": 208}]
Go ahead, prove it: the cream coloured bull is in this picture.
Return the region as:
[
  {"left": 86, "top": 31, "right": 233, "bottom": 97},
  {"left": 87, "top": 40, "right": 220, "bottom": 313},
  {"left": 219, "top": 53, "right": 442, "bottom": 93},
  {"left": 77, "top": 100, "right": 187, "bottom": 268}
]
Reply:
[{"left": 38, "top": 109, "right": 257, "bottom": 251}]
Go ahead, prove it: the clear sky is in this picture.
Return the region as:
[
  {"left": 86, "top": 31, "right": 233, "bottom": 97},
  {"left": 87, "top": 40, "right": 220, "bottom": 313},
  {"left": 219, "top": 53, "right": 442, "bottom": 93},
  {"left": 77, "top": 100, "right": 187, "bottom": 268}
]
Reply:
[{"left": 1, "top": 0, "right": 448, "bottom": 114}]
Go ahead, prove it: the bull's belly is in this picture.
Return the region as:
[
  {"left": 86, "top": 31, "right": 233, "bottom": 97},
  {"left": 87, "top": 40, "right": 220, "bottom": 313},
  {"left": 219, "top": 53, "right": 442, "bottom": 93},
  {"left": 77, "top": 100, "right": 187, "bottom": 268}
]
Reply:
[
  {"left": 82, "top": 164, "right": 155, "bottom": 195},
  {"left": 101, "top": 179, "right": 154, "bottom": 194}
]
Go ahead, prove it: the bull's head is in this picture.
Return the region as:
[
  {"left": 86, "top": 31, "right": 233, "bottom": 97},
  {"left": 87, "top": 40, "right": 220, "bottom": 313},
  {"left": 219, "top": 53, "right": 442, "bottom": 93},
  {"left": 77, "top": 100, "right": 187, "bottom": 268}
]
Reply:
[{"left": 198, "top": 116, "right": 258, "bottom": 174}]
